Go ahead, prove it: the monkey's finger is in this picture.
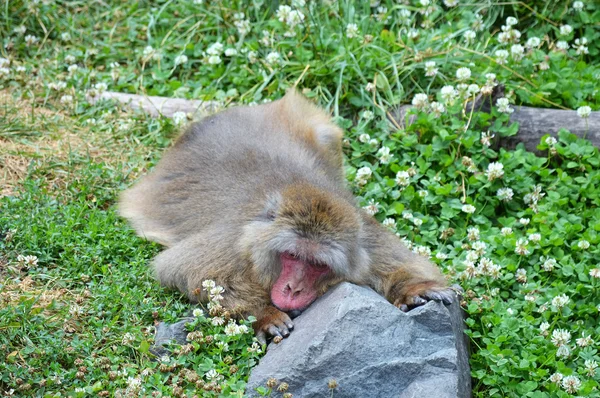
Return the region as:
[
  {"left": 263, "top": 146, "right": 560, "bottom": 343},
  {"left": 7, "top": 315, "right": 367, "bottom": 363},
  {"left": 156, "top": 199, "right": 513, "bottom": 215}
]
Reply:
[
  {"left": 422, "top": 289, "right": 454, "bottom": 305},
  {"left": 398, "top": 304, "right": 409, "bottom": 312},
  {"left": 256, "top": 331, "right": 267, "bottom": 346},
  {"left": 272, "top": 321, "right": 290, "bottom": 337},
  {"left": 408, "top": 296, "right": 427, "bottom": 307},
  {"left": 266, "top": 325, "right": 283, "bottom": 338}
]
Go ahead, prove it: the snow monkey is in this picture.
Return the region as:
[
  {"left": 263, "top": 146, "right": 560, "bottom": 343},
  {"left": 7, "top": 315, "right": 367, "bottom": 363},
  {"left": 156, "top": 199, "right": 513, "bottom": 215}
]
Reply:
[{"left": 120, "top": 91, "right": 454, "bottom": 343}]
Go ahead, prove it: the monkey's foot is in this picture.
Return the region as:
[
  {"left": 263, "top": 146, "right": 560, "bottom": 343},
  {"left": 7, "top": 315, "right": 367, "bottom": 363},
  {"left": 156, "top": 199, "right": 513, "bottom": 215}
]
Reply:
[
  {"left": 392, "top": 284, "right": 462, "bottom": 312},
  {"left": 254, "top": 306, "right": 294, "bottom": 345}
]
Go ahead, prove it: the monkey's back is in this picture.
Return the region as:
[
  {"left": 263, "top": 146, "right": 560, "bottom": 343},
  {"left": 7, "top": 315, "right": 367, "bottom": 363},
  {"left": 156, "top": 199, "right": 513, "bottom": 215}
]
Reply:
[{"left": 119, "top": 101, "right": 352, "bottom": 246}]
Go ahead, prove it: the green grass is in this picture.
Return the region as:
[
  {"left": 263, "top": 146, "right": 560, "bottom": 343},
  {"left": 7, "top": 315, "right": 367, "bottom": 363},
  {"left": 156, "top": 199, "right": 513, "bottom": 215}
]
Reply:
[{"left": 1, "top": 1, "right": 599, "bottom": 396}]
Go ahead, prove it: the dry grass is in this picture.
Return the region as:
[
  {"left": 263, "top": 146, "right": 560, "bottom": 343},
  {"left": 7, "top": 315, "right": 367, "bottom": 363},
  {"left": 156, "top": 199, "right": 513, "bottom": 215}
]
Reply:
[{"left": 0, "top": 90, "right": 150, "bottom": 197}]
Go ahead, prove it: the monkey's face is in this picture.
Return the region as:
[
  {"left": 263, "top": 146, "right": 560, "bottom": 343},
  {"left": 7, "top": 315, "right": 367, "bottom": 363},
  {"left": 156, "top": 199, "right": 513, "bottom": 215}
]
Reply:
[{"left": 240, "top": 184, "right": 369, "bottom": 312}]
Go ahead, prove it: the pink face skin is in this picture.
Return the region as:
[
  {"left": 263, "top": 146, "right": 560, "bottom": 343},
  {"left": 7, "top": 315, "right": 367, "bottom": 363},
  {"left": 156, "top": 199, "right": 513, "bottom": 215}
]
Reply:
[{"left": 270, "top": 252, "right": 330, "bottom": 312}]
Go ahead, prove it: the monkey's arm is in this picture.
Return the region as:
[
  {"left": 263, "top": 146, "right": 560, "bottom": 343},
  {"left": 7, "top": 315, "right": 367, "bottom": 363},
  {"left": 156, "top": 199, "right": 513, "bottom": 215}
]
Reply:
[
  {"left": 358, "top": 214, "right": 455, "bottom": 311},
  {"left": 151, "top": 227, "right": 293, "bottom": 344}
]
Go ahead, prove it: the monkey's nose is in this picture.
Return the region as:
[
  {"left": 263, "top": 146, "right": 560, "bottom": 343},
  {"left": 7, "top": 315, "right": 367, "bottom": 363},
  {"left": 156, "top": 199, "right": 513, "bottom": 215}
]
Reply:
[{"left": 284, "top": 283, "right": 304, "bottom": 298}]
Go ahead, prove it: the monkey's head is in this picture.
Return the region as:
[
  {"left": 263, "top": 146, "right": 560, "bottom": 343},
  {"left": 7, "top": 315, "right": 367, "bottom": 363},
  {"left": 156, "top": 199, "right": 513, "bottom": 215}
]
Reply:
[{"left": 240, "top": 183, "right": 369, "bottom": 313}]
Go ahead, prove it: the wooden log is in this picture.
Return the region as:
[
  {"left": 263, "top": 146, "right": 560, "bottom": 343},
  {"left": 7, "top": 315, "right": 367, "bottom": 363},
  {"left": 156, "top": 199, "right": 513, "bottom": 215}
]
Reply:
[
  {"left": 87, "top": 91, "right": 218, "bottom": 118},
  {"left": 92, "top": 91, "right": 599, "bottom": 152}
]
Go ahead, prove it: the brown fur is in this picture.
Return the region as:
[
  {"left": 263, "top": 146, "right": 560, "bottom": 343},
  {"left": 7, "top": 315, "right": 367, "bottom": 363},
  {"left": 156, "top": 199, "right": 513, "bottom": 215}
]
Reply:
[{"left": 120, "top": 90, "right": 451, "bottom": 342}]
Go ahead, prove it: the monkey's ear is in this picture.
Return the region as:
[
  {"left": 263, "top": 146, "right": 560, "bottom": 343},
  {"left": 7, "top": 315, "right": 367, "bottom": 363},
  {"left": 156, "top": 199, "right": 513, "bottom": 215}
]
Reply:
[{"left": 279, "top": 90, "right": 343, "bottom": 168}]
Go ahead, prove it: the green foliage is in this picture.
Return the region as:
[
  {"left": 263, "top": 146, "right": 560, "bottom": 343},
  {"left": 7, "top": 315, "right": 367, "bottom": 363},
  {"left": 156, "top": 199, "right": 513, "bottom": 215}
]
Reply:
[{"left": 1, "top": 0, "right": 599, "bottom": 397}]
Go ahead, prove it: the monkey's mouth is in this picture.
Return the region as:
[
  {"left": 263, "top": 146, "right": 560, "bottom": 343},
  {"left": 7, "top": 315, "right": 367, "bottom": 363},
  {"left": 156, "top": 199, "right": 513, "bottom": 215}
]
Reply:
[{"left": 270, "top": 252, "right": 329, "bottom": 312}]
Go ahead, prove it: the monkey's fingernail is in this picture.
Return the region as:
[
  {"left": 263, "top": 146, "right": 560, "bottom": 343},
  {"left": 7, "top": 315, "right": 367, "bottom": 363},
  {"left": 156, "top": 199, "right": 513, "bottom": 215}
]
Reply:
[
  {"left": 285, "top": 321, "right": 294, "bottom": 330},
  {"left": 413, "top": 296, "right": 427, "bottom": 305},
  {"left": 399, "top": 304, "right": 409, "bottom": 312}
]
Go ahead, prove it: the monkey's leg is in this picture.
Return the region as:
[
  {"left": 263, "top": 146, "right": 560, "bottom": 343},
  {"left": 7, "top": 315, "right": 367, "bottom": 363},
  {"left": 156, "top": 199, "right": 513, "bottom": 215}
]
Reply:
[
  {"left": 360, "top": 215, "right": 458, "bottom": 311},
  {"left": 151, "top": 231, "right": 294, "bottom": 344}
]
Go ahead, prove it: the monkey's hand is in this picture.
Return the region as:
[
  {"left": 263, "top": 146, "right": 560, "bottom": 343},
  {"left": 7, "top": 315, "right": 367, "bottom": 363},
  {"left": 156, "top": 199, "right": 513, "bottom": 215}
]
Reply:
[
  {"left": 253, "top": 306, "right": 295, "bottom": 345},
  {"left": 388, "top": 282, "right": 461, "bottom": 312}
]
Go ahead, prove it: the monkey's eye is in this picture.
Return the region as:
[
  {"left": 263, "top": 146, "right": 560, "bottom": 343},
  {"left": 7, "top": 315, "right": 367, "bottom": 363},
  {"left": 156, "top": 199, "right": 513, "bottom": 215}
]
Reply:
[{"left": 311, "top": 261, "right": 328, "bottom": 271}]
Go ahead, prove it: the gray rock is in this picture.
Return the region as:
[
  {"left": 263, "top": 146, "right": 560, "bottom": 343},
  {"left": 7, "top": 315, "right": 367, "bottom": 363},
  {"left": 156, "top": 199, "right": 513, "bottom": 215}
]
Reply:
[
  {"left": 246, "top": 282, "right": 470, "bottom": 398},
  {"left": 150, "top": 316, "right": 195, "bottom": 357}
]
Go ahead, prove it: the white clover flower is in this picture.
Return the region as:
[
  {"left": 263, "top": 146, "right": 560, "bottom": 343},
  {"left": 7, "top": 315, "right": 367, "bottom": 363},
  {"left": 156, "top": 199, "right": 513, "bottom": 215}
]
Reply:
[
  {"left": 519, "top": 218, "right": 530, "bottom": 226},
  {"left": 466, "top": 250, "right": 479, "bottom": 263},
  {"left": 142, "top": 45, "right": 155, "bottom": 58},
  {"left": 94, "top": 82, "right": 108, "bottom": 93},
  {"left": 480, "top": 131, "right": 494, "bottom": 147},
  {"left": 576, "top": 105, "right": 592, "bottom": 118},
  {"left": 497, "top": 187, "right": 513, "bottom": 202},
  {"left": 506, "top": 16, "right": 518, "bottom": 26},
  {"left": 577, "top": 239, "right": 590, "bottom": 249},
  {"left": 574, "top": 37, "right": 589, "bottom": 55},
  {"left": 0, "top": 67, "right": 9, "bottom": 77},
  {"left": 556, "top": 344, "right": 571, "bottom": 359},
  {"left": 545, "top": 136, "right": 557, "bottom": 146},
  {"left": 549, "top": 372, "right": 563, "bottom": 384},
  {"left": 551, "top": 329, "right": 571, "bottom": 346},
  {"left": 368, "top": 138, "right": 378, "bottom": 147},
  {"left": 528, "top": 233, "right": 541, "bottom": 242},
  {"left": 417, "top": 190, "right": 428, "bottom": 199},
  {"left": 510, "top": 44, "right": 525, "bottom": 60},
  {"left": 496, "top": 97, "right": 514, "bottom": 114},
  {"left": 398, "top": 9, "right": 411, "bottom": 25},
  {"left": 224, "top": 321, "right": 241, "bottom": 336},
  {"left": 206, "top": 42, "right": 224, "bottom": 56},
  {"left": 292, "top": 0, "right": 306, "bottom": 6},
  {"left": 484, "top": 73, "right": 497, "bottom": 86},
  {"left": 25, "top": 34, "right": 39, "bottom": 46},
  {"left": 561, "top": 375, "right": 581, "bottom": 393},
  {"left": 276, "top": 5, "right": 292, "bottom": 22},
  {"left": 346, "top": 23, "right": 359, "bottom": 39},
  {"left": 590, "top": 268, "right": 600, "bottom": 278},
  {"left": 515, "top": 268, "right": 527, "bottom": 283},
  {"left": 15, "top": 66, "right": 26, "bottom": 73},
  {"left": 411, "top": 93, "right": 429, "bottom": 110},
  {"left": 395, "top": 171, "right": 410, "bottom": 187},
  {"left": 576, "top": 333, "right": 594, "bottom": 347},
  {"left": 435, "top": 252, "right": 448, "bottom": 260},
  {"left": 365, "top": 82, "right": 375, "bottom": 92},
  {"left": 172, "top": 111, "right": 187, "bottom": 126},
  {"left": 584, "top": 360, "right": 598, "bottom": 377},
  {"left": 224, "top": 48, "right": 238, "bottom": 57},
  {"left": 525, "top": 37, "right": 541, "bottom": 48},
  {"left": 472, "top": 241, "right": 486, "bottom": 255},
  {"left": 430, "top": 101, "right": 445, "bottom": 116},
  {"left": 174, "top": 54, "right": 188, "bottom": 66},
  {"left": 515, "top": 238, "right": 530, "bottom": 256},
  {"left": 60, "top": 95, "right": 73, "bottom": 104},
  {"left": 14, "top": 25, "right": 26, "bottom": 35},
  {"left": 467, "top": 227, "right": 480, "bottom": 241},
  {"left": 463, "top": 30, "right": 476, "bottom": 42},
  {"left": 552, "top": 293, "right": 570, "bottom": 308},
  {"left": 538, "top": 60, "right": 550, "bottom": 71},
  {"left": 559, "top": 24, "right": 573, "bottom": 36},
  {"left": 572, "top": 1, "right": 584, "bottom": 11},
  {"left": 382, "top": 218, "right": 397, "bottom": 230},
  {"left": 286, "top": 10, "right": 305, "bottom": 29},
  {"left": 424, "top": 61, "right": 438, "bottom": 77},
  {"left": 211, "top": 316, "right": 225, "bottom": 326},
  {"left": 208, "top": 55, "right": 222, "bottom": 65},
  {"left": 65, "top": 54, "right": 76, "bottom": 64},
  {"left": 462, "top": 204, "right": 476, "bottom": 214},
  {"left": 68, "top": 64, "right": 78, "bottom": 74},
  {"left": 362, "top": 200, "right": 379, "bottom": 216},
  {"left": 407, "top": 29, "right": 419, "bottom": 39},
  {"left": 539, "top": 322, "right": 550, "bottom": 336},
  {"left": 202, "top": 279, "right": 216, "bottom": 289},
  {"left": 542, "top": 257, "right": 557, "bottom": 271},
  {"left": 358, "top": 133, "right": 370, "bottom": 143},
  {"left": 412, "top": 217, "right": 424, "bottom": 227},
  {"left": 495, "top": 49, "right": 509, "bottom": 64},
  {"left": 556, "top": 41, "right": 569, "bottom": 51},
  {"left": 355, "top": 167, "right": 372, "bottom": 186},
  {"left": 443, "top": 0, "right": 458, "bottom": 6},
  {"left": 265, "top": 52, "right": 281, "bottom": 66},
  {"left": 500, "top": 227, "right": 512, "bottom": 236},
  {"left": 192, "top": 308, "right": 203, "bottom": 317},
  {"left": 440, "top": 85, "right": 458, "bottom": 104},
  {"left": 377, "top": 146, "right": 393, "bottom": 164},
  {"left": 456, "top": 67, "right": 471, "bottom": 81},
  {"left": 486, "top": 162, "right": 504, "bottom": 181},
  {"left": 247, "top": 50, "right": 258, "bottom": 64},
  {"left": 361, "top": 110, "right": 374, "bottom": 120},
  {"left": 466, "top": 84, "right": 480, "bottom": 96},
  {"left": 205, "top": 369, "right": 222, "bottom": 381}
]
